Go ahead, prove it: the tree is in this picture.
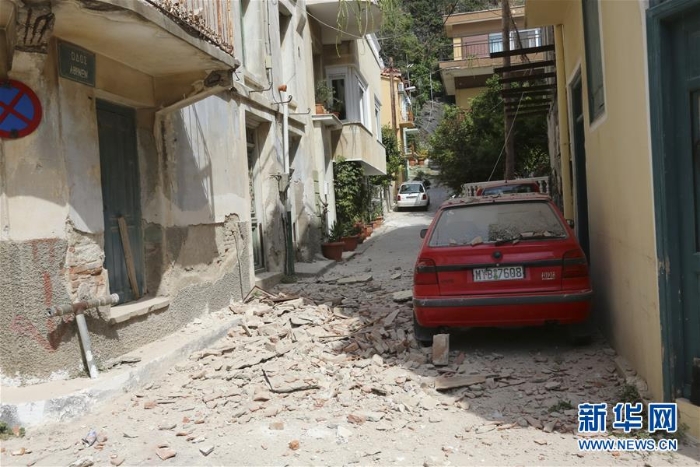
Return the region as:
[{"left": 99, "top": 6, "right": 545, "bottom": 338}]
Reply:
[
  {"left": 429, "top": 76, "right": 549, "bottom": 193},
  {"left": 378, "top": 0, "right": 497, "bottom": 109},
  {"left": 369, "top": 126, "right": 404, "bottom": 188}
]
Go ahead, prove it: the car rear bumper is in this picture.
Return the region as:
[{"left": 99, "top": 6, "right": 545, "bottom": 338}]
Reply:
[
  {"left": 397, "top": 198, "right": 428, "bottom": 207},
  {"left": 413, "top": 290, "right": 592, "bottom": 327}
]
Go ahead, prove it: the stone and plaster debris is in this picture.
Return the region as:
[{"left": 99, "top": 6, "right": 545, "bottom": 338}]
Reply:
[
  {"left": 0, "top": 229, "right": 694, "bottom": 465},
  {"left": 432, "top": 334, "right": 450, "bottom": 366}
]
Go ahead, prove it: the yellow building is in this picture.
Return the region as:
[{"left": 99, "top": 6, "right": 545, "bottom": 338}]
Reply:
[
  {"left": 526, "top": 0, "right": 700, "bottom": 438},
  {"left": 440, "top": 6, "right": 547, "bottom": 110},
  {"left": 380, "top": 69, "right": 417, "bottom": 150}
]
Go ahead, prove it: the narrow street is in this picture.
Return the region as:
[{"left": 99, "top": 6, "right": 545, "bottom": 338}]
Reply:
[{"left": 1, "top": 184, "right": 698, "bottom": 466}]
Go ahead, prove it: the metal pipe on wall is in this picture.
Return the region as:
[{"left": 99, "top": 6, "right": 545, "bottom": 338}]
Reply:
[{"left": 46, "top": 293, "right": 119, "bottom": 379}]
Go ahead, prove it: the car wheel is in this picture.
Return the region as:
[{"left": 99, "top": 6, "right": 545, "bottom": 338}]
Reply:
[
  {"left": 565, "top": 322, "right": 593, "bottom": 346},
  {"left": 413, "top": 313, "right": 437, "bottom": 346}
]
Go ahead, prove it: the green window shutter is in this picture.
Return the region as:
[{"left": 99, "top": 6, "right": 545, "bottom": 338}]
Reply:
[{"left": 582, "top": 0, "right": 605, "bottom": 122}]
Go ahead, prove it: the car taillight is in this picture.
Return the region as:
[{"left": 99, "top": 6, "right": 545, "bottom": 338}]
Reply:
[
  {"left": 422, "top": 194, "right": 427, "bottom": 200},
  {"left": 415, "top": 258, "right": 438, "bottom": 285},
  {"left": 562, "top": 249, "right": 588, "bottom": 278},
  {"left": 397, "top": 194, "right": 401, "bottom": 201}
]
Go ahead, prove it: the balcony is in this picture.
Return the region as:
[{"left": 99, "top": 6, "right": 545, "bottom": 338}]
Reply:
[
  {"left": 332, "top": 123, "right": 386, "bottom": 175},
  {"left": 440, "top": 29, "right": 547, "bottom": 94},
  {"left": 399, "top": 107, "right": 415, "bottom": 129},
  {"left": 42, "top": 0, "right": 239, "bottom": 105},
  {"left": 308, "top": 0, "right": 382, "bottom": 44}
]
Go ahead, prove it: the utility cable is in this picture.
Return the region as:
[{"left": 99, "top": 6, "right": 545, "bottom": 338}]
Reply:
[{"left": 487, "top": 67, "right": 536, "bottom": 181}]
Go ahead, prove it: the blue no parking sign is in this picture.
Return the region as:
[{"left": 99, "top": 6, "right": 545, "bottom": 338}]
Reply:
[{"left": 0, "top": 79, "right": 42, "bottom": 139}]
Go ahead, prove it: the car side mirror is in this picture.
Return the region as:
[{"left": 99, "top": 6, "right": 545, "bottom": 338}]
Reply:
[
  {"left": 420, "top": 228, "right": 428, "bottom": 239},
  {"left": 567, "top": 219, "right": 575, "bottom": 229}
]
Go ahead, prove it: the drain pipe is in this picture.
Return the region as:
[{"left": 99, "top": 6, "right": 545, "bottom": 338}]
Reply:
[{"left": 46, "top": 294, "right": 119, "bottom": 379}]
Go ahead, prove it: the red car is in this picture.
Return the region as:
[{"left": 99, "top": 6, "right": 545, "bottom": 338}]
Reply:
[
  {"left": 413, "top": 194, "right": 591, "bottom": 344},
  {"left": 476, "top": 180, "right": 541, "bottom": 196}
]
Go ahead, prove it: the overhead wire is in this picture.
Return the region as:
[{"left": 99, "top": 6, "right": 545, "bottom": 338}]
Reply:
[{"left": 487, "top": 67, "right": 539, "bottom": 181}]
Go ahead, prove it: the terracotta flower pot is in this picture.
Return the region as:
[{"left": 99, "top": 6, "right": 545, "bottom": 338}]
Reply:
[
  {"left": 321, "top": 242, "right": 345, "bottom": 261},
  {"left": 373, "top": 217, "right": 383, "bottom": 227},
  {"left": 409, "top": 159, "right": 416, "bottom": 166},
  {"left": 315, "top": 103, "right": 326, "bottom": 114},
  {"left": 340, "top": 235, "right": 359, "bottom": 251}
]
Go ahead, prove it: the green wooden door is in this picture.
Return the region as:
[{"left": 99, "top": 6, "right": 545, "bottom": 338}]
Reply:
[
  {"left": 97, "top": 100, "right": 145, "bottom": 303},
  {"left": 672, "top": 11, "right": 700, "bottom": 399}
]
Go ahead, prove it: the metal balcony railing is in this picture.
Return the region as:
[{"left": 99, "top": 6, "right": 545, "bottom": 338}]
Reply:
[
  {"left": 147, "top": 0, "right": 235, "bottom": 54},
  {"left": 462, "top": 177, "right": 551, "bottom": 197},
  {"left": 442, "top": 29, "right": 547, "bottom": 67}
]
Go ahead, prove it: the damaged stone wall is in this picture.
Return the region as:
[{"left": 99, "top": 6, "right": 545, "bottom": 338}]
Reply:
[
  {"left": 0, "top": 65, "right": 253, "bottom": 383},
  {"left": 65, "top": 221, "right": 108, "bottom": 301}
]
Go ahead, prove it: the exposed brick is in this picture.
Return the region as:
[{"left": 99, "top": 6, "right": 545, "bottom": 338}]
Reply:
[{"left": 70, "top": 265, "right": 88, "bottom": 274}]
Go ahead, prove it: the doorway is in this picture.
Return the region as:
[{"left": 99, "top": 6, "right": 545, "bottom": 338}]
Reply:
[
  {"left": 97, "top": 100, "right": 145, "bottom": 303},
  {"left": 246, "top": 128, "right": 265, "bottom": 272},
  {"left": 649, "top": 3, "right": 700, "bottom": 402}
]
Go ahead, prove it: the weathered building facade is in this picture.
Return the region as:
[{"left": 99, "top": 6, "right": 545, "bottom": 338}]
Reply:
[
  {"left": 0, "top": 0, "right": 385, "bottom": 385},
  {"left": 526, "top": 0, "right": 700, "bottom": 438},
  {"left": 0, "top": 0, "right": 247, "bottom": 383}
]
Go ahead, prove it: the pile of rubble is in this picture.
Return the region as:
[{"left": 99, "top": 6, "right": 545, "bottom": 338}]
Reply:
[
  {"left": 2, "top": 273, "right": 644, "bottom": 466},
  {"left": 142, "top": 278, "right": 625, "bottom": 442}
]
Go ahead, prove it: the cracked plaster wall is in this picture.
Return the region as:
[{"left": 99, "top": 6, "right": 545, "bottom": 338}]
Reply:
[{"left": 0, "top": 46, "right": 252, "bottom": 382}]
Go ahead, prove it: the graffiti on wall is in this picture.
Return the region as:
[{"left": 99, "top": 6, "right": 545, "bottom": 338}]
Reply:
[
  {"left": 9, "top": 314, "right": 73, "bottom": 352},
  {"left": 8, "top": 238, "right": 73, "bottom": 352}
]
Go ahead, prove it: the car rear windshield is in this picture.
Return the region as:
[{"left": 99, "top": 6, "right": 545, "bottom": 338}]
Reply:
[
  {"left": 400, "top": 184, "right": 422, "bottom": 193},
  {"left": 481, "top": 184, "right": 536, "bottom": 196},
  {"left": 428, "top": 202, "right": 567, "bottom": 247}
]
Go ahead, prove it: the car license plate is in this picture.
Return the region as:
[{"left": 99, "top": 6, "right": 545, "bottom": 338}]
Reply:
[
  {"left": 473, "top": 266, "right": 524, "bottom": 282},
  {"left": 407, "top": 194, "right": 417, "bottom": 198}
]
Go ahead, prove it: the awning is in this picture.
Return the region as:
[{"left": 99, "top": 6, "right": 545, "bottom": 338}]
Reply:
[{"left": 307, "top": 0, "right": 382, "bottom": 44}]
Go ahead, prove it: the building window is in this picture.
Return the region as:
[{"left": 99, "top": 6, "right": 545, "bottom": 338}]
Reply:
[
  {"left": 582, "top": 0, "right": 605, "bottom": 122},
  {"left": 279, "top": 7, "right": 294, "bottom": 94},
  {"left": 488, "top": 33, "right": 502, "bottom": 54},
  {"left": 489, "top": 29, "right": 541, "bottom": 53},
  {"left": 330, "top": 76, "right": 347, "bottom": 120},
  {"left": 242, "top": 0, "right": 264, "bottom": 78},
  {"left": 326, "top": 66, "right": 373, "bottom": 129},
  {"left": 374, "top": 98, "right": 382, "bottom": 142},
  {"left": 357, "top": 78, "right": 369, "bottom": 128},
  {"left": 514, "top": 29, "right": 541, "bottom": 48}
]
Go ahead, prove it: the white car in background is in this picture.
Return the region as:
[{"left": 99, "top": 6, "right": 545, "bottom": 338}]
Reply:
[{"left": 396, "top": 181, "right": 430, "bottom": 211}]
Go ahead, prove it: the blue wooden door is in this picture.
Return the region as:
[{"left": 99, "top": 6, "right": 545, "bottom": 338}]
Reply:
[{"left": 97, "top": 100, "right": 144, "bottom": 303}]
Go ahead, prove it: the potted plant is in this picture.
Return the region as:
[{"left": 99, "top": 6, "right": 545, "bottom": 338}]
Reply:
[
  {"left": 315, "top": 80, "right": 333, "bottom": 115},
  {"left": 372, "top": 205, "right": 384, "bottom": 227},
  {"left": 364, "top": 216, "right": 373, "bottom": 237},
  {"left": 340, "top": 223, "right": 360, "bottom": 252},
  {"left": 330, "top": 99, "right": 344, "bottom": 119},
  {"left": 354, "top": 219, "right": 366, "bottom": 243},
  {"left": 321, "top": 221, "right": 345, "bottom": 261}
]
